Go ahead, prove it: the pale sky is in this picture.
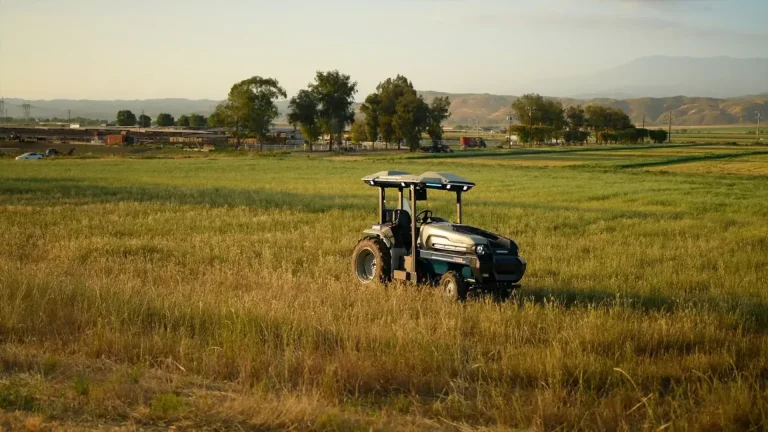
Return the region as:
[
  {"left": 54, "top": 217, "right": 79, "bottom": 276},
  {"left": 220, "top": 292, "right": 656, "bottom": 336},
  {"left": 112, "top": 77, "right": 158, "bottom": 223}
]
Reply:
[{"left": 1, "top": 0, "right": 766, "bottom": 100}]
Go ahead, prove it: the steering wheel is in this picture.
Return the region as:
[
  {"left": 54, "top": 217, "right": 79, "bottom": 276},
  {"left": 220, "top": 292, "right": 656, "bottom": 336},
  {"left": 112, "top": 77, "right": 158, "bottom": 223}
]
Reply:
[{"left": 415, "top": 210, "right": 433, "bottom": 226}]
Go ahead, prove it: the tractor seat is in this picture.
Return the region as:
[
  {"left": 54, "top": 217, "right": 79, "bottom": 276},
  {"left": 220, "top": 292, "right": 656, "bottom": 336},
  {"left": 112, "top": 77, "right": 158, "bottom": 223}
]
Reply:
[{"left": 391, "top": 209, "right": 414, "bottom": 249}]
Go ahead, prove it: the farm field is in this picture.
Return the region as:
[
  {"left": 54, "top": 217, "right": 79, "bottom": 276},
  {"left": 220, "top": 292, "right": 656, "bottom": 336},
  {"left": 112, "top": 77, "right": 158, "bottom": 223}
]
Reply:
[{"left": 2, "top": 144, "right": 768, "bottom": 430}]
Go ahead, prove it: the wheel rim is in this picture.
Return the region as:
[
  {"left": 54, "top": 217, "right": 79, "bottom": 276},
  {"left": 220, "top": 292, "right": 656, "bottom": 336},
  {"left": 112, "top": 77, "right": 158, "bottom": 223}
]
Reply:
[
  {"left": 443, "top": 279, "right": 456, "bottom": 297},
  {"left": 355, "top": 248, "right": 376, "bottom": 283}
]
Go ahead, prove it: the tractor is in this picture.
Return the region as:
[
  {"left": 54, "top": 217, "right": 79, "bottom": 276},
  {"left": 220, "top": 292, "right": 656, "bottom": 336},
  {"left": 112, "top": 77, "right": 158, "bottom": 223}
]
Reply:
[{"left": 352, "top": 171, "right": 526, "bottom": 300}]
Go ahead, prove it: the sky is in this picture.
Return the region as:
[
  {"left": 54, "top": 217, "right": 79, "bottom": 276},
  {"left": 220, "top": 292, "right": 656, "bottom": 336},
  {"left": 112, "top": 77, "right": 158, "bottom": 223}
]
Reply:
[{"left": 1, "top": 0, "right": 766, "bottom": 101}]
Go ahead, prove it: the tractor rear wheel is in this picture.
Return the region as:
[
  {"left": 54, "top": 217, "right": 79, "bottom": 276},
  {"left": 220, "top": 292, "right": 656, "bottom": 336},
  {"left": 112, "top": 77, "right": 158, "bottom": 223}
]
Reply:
[
  {"left": 440, "top": 271, "right": 468, "bottom": 301},
  {"left": 352, "top": 237, "right": 391, "bottom": 284}
]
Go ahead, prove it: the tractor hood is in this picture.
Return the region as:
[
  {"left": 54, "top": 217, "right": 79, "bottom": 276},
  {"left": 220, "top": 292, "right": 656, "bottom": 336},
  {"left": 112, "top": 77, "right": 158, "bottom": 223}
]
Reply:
[{"left": 419, "top": 222, "right": 519, "bottom": 256}]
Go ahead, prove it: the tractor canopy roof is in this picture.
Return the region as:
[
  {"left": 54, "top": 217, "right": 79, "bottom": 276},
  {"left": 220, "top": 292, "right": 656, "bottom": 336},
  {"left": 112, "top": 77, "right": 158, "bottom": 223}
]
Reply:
[{"left": 362, "top": 171, "right": 475, "bottom": 191}]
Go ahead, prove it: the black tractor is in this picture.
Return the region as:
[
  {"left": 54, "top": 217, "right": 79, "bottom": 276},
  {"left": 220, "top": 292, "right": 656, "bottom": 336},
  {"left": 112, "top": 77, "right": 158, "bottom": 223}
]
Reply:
[{"left": 352, "top": 171, "right": 526, "bottom": 300}]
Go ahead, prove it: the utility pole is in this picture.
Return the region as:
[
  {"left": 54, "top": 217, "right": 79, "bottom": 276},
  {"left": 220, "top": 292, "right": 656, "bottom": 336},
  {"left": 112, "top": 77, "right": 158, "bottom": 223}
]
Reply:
[
  {"left": 668, "top": 112, "right": 672, "bottom": 144},
  {"left": 642, "top": 114, "right": 646, "bottom": 144},
  {"left": 507, "top": 110, "right": 514, "bottom": 147},
  {"left": 68, "top": 110, "right": 71, "bottom": 124},
  {"left": 527, "top": 106, "right": 536, "bottom": 145},
  {"left": 757, "top": 112, "right": 762, "bottom": 144},
  {"left": 0, "top": 98, "right": 4, "bottom": 125},
  {"left": 22, "top": 101, "right": 32, "bottom": 123}
]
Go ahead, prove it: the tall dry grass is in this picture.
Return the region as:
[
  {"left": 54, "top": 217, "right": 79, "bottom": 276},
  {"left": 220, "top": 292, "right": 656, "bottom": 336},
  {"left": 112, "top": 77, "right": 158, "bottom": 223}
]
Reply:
[{"left": 1, "top": 150, "right": 768, "bottom": 429}]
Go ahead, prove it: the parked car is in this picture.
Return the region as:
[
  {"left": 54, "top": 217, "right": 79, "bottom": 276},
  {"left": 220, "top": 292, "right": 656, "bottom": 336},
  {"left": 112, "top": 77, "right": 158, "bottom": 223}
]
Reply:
[{"left": 15, "top": 152, "right": 44, "bottom": 160}]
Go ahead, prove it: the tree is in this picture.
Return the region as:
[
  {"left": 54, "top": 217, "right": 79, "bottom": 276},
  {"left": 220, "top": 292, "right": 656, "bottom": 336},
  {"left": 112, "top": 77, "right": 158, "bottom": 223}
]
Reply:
[
  {"left": 360, "top": 93, "right": 381, "bottom": 143},
  {"left": 564, "top": 105, "right": 588, "bottom": 145},
  {"left": 138, "top": 114, "right": 151, "bottom": 128},
  {"left": 208, "top": 76, "right": 287, "bottom": 148},
  {"left": 618, "top": 128, "right": 640, "bottom": 144},
  {"left": 178, "top": 115, "right": 190, "bottom": 127},
  {"left": 377, "top": 76, "right": 416, "bottom": 149},
  {"left": 649, "top": 129, "right": 669, "bottom": 143},
  {"left": 511, "top": 94, "right": 565, "bottom": 144},
  {"left": 189, "top": 113, "right": 207, "bottom": 129},
  {"left": 350, "top": 120, "right": 368, "bottom": 144},
  {"left": 585, "top": 105, "right": 633, "bottom": 144},
  {"left": 309, "top": 71, "right": 357, "bottom": 151},
  {"left": 287, "top": 89, "right": 322, "bottom": 151},
  {"left": 427, "top": 96, "right": 451, "bottom": 145},
  {"left": 116, "top": 110, "right": 137, "bottom": 126},
  {"left": 156, "top": 113, "right": 175, "bottom": 127},
  {"left": 394, "top": 92, "right": 430, "bottom": 151}
]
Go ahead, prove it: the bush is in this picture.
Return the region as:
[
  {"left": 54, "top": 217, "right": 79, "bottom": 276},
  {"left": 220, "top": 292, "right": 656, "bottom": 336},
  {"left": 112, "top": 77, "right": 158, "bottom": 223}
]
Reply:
[
  {"left": 150, "top": 392, "right": 184, "bottom": 418},
  {"left": 0, "top": 379, "right": 37, "bottom": 411},
  {"left": 649, "top": 129, "right": 669, "bottom": 143}
]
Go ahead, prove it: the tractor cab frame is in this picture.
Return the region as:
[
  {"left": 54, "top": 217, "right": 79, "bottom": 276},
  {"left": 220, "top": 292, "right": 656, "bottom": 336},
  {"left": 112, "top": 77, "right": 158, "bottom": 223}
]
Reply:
[{"left": 362, "top": 171, "right": 475, "bottom": 282}]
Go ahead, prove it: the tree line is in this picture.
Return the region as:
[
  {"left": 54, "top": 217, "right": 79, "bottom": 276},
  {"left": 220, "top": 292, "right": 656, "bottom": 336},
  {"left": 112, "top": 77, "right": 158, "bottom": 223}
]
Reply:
[
  {"left": 204, "top": 71, "right": 452, "bottom": 151},
  {"left": 115, "top": 110, "right": 208, "bottom": 129},
  {"left": 509, "top": 94, "right": 668, "bottom": 145},
  {"left": 108, "top": 78, "right": 670, "bottom": 150}
]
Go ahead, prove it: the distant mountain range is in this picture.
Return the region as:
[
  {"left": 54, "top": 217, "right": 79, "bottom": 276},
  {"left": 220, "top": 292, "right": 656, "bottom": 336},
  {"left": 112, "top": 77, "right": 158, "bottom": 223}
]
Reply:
[
  {"left": 1, "top": 98, "right": 221, "bottom": 122},
  {"left": 544, "top": 56, "right": 768, "bottom": 99},
  {"left": 3, "top": 56, "right": 766, "bottom": 127},
  {"left": 421, "top": 92, "right": 768, "bottom": 126}
]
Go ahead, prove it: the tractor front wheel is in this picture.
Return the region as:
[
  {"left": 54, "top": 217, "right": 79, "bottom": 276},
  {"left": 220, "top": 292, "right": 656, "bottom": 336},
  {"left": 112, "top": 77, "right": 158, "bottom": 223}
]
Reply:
[
  {"left": 440, "top": 271, "right": 468, "bottom": 301},
  {"left": 352, "top": 238, "right": 391, "bottom": 284}
]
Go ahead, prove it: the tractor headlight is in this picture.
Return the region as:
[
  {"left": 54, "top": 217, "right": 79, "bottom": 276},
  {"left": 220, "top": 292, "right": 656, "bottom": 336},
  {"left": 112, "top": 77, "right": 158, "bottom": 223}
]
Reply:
[{"left": 475, "top": 245, "right": 488, "bottom": 255}]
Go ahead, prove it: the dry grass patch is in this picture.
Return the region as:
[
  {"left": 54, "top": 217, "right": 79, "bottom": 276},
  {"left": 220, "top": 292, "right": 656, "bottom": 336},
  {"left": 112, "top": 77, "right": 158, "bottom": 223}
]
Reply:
[{"left": 1, "top": 155, "right": 768, "bottom": 429}]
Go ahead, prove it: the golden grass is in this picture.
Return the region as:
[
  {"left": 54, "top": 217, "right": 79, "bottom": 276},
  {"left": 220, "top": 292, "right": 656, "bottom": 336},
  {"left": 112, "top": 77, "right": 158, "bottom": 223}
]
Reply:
[
  {"left": 1, "top": 153, "right": 768, "bottom": 429},
  {"left": 451, "top": 158, "right": 581, "bottom": 167},
  {"left": 647, "top": 155, "right": 768, "bottom": 176}
]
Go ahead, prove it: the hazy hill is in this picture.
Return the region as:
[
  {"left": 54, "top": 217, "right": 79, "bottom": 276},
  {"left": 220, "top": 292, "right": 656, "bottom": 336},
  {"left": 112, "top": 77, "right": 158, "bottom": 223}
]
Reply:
[
  {"left": 5, "top": 92, "right": 766, "bottom": 128},
  {"left": 420, "top": 91, "right": 767, "bottom": 127},
  {"left": 2, "top": 98, "right": 220, "bottom": 122},
  {"left": 550, "top": 56, "right": 768, "bottom": 99}
]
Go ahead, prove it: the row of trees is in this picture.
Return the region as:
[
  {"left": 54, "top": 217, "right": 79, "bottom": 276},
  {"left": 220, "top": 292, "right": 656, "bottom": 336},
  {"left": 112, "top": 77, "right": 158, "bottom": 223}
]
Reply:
[
  {"left": 509, "top": 94, "right": 668, "bottom": 145},
  {"left": 205, "top": 71, "right": 452, "bottom": 152},
  {"left": 115, "top": 110, "right": 208, "bottom": 128}
]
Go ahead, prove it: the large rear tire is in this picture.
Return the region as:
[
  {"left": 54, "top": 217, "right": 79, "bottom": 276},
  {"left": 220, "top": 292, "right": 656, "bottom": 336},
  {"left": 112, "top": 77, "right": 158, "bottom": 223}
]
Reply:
[
  {"left": 352, "top": 238, "right": 391, "bottom": 284},
  {"left": 440, "top": 271, "right": 468, "bottom": 301}
]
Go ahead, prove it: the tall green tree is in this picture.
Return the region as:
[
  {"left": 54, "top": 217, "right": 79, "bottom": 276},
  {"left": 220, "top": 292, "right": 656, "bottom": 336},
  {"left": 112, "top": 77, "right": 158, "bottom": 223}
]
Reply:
[
  {"left": 427, "top": 96, "right": 451, "bottom": 145},
  {"left": 138, "top": 114, "right": 151, "bottom": 128},
  {"left": 156, "top": 113, "right": 175, "bottom": 127},
  {"left": 189, "top": 113, "right": 207, "bottom": 128},
  {"left": 377, "top": 76, "right": 416, "bottom": 149},
  {"left": 287, "top": 89, "right": 322, "bottom": 151},
  {"left": 511, "top": 94, "right": 565, "bottom": 144},
  {"left": 309, "top": 71, "right": 357, "bottom": 150},
  {"left": 564, "top": 105, "right": 588, "bottom": 144},
  {"left": 585, "top": 105, "right": 633, "bottom": 144},
  {"left": 178, "top": 115, "right": 190, "bottom": 127},
  {"left": 359, "top": 93, "right": 381, "bottom": 143},
  {"left": 116, "top": 110, "right": 137, "bottom": 126},
  {"left": 350, "top": 120, "right": 368, "bottom": 144},
  {"left": 394, "top": 92, "right": 430, "bottom": 151},
  {"left": 209, "top": 76, "right": 287, "bottom": 148}
]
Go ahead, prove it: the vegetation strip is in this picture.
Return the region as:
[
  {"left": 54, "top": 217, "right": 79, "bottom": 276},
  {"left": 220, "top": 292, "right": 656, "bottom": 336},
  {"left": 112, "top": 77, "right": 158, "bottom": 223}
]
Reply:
[
  {"left": 402, "top": 143, "right": 712, "bottom": 160},
  {"left": 615, "top": 150, "right": 768, "bottom": 169}
]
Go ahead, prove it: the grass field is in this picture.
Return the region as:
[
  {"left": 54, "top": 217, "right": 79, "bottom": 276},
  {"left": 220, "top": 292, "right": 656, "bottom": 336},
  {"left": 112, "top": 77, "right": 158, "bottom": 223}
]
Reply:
[{"left": 2, "top": 145, "right": 768, "bottom": 430}]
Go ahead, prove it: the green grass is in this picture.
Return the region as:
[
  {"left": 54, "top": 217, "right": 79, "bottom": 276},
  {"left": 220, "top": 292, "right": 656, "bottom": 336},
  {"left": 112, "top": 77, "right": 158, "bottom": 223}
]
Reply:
[{"left": 1, "top": 146, "right": 768, "bottom": 430}]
